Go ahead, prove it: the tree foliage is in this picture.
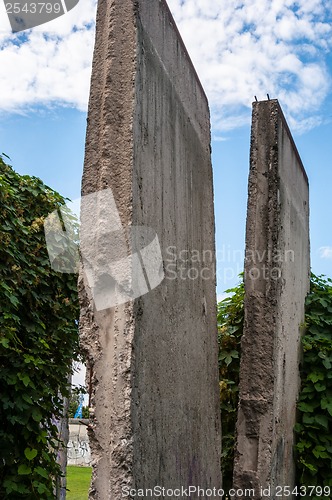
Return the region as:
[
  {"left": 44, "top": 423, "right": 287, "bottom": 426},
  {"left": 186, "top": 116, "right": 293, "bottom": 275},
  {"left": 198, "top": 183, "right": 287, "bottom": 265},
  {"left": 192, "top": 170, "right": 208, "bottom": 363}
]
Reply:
[
  {"left": 218, "top": 273, "right": 332, "bottom": 494},
  {"left": 295, "top": 274, "right": 332, "bottom": 491},
  {"left": 217, "top": 279, "right": 244, "bottom": 493},
  {"left": 0, "top": 155, "right": 79, "bottom": 498}
]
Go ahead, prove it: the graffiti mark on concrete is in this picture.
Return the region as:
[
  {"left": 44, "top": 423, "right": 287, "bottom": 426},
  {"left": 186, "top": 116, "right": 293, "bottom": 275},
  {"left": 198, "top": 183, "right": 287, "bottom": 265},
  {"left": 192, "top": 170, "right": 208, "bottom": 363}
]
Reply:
[{"left": 67, "top": 422, "right": 91, "bottom": 466}]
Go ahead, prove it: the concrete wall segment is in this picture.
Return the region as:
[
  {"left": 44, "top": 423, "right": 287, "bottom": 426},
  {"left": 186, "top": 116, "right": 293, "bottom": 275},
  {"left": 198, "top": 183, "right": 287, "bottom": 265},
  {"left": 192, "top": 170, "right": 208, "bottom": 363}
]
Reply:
[
  {"left": 79, "top": 1, "right": 221, "bottom": 497},
  {"left": 233, "top": 99, "right": 310, "bottom": 499}
]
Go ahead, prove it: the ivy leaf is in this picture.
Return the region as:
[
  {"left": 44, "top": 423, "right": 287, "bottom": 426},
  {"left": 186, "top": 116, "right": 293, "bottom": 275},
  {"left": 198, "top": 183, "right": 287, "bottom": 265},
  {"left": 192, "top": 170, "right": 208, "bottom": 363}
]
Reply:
[
  {"left": 321, "top": 399, "right": 332, "bottom": 416},
  {"left": 308, "top": 372, "right": 324, "bottom": 383},
  {"left": 37, "top": 482, "right": 49, "bottom": 494},
  {"left": 303, "top": 414, "right": 315, "bottom": 425},
  {"left": 322, "top": 359, "right": 332, "bottom": 369},
  {"left": 296, "top": 440, "right": 311, "bottom": 452},
  {"left": 315, "top": 414, "right": 329, "bottom": 429},
  {"left": 313, "top": 446, "right": 329, "bottom": 459},
  {"left": 314, "top": 382, "right": 326, "bottom": 392},
  {"left": 301, "top": 460, "right": 318, "bottom": 473},
  {"left": 18, "top": 464, "right": 32, "bottom": 475},
  {"left": 32, "top": 409, "right": 42, "bottom": 422},
  {"left": 297, "top": 402, "right": 316, "bottom": 413},
  {"left": 22, "top": 375, "right": 31, "bottom": 387},
  {"left": 35, "top": 466, "right": 48, "bottom": 478},
  {"left": 8, "top": 295, "right": 19, "bottom": 308},
  {"left": 0, "top": 337, "right": 10, "bottom": 348},
  {"left": 24, "top": 447, "right": 38, "bottom": 461},
  {"left": 22, "top": 393, "right": 33, "bottom": 404}
]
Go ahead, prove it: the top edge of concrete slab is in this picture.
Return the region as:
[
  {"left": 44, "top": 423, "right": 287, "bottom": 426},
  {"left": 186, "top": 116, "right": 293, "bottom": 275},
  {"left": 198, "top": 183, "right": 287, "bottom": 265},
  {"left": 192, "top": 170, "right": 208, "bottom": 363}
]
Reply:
[
  {"left": 252, "top": 99, "right": 309, "bottom": 186},
  {"left": 159, "top": 0, "right": 208, "bottom": 103}
]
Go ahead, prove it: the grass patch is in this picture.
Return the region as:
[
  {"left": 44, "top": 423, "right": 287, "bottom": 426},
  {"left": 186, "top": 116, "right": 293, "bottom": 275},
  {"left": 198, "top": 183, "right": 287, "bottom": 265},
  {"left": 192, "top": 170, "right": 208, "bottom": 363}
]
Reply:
[{"left": 66, "top": 466, "right": 92, "bottom": 500}]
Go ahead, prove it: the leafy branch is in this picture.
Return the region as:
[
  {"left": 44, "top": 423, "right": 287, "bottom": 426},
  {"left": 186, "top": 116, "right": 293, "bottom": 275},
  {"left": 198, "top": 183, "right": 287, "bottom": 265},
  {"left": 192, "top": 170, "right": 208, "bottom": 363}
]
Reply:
[{"left": 0, "top": 155, "right": 79, "bottom": 498}]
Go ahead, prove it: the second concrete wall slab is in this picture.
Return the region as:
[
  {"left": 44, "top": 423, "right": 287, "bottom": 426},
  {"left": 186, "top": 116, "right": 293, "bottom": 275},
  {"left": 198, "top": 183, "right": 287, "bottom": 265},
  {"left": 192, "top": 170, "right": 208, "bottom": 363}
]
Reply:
[{"left": 233, "top": 99, "right": 310, "bottom": 499}]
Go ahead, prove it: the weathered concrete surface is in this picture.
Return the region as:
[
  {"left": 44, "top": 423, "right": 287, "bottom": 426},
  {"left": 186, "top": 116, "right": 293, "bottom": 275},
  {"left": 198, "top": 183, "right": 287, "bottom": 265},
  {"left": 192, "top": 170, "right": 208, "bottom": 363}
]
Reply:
[
  {"left": 233, "top": 99, "right": 310, "bottom": 499},
  {"left": 79, "top": 0, "right": 221, "bottom": 498}
]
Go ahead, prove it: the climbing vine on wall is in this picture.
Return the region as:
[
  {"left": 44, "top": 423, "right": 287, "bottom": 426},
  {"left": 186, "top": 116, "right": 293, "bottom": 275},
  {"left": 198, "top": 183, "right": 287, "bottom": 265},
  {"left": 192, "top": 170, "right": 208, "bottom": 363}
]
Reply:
[
  {"left": 217, "top": 279, "right": 244, "bottom": 494},
  {"left": 218, "top": 273, "right": 332, "bottom": 494},
  {"left": 0, "top": 155, "right": 79, "bottom": 498},
  {"left": 295, "top": 274, "right": 332, "bottom": 491}
]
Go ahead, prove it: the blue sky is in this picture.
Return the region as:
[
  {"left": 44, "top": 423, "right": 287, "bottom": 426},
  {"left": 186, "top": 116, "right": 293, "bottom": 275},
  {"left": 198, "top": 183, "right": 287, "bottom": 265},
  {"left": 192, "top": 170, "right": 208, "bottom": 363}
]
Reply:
[{"left": 1, "top": 0, "right": 332, "bottom": 300}]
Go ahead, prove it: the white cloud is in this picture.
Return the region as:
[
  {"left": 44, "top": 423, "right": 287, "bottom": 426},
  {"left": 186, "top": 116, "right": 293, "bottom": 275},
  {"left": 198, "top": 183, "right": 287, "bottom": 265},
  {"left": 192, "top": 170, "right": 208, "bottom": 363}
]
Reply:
[
  {"left": 167, "top": 0, "right": 332, "bottom": 133},
  {"left": 0, "top": 0, "right": 96, "bottom": 112},
  {"left": 0, "top": 0, "right": 332, "bottom": 133},
  {"left": 72, "top": 362, "right": 86, "bottom": 388},
  {"left": 212, "top": 135, "right": 229, "bottom": 142},
  {"left": 217, "top": 292, "right": 232, "bottom": 302},
  {"left": 319, "top": 247, "right": 332, "bottom": 259}
]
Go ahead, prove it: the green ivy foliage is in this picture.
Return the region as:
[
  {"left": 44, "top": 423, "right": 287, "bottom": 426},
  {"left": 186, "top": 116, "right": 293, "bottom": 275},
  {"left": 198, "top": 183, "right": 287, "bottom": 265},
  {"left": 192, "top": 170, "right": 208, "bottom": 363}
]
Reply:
[
  {"left": 218, "top": 273, "right": 332, "bottom": 494},
  {"left": 0, "top": 155, "right": 79, "bottom": 498},
  {"left": 217, "top": 279, "right": 244, "bottom": 494},
  {"left": 295, "top": 274, "right": 332, "bottom": 491}
]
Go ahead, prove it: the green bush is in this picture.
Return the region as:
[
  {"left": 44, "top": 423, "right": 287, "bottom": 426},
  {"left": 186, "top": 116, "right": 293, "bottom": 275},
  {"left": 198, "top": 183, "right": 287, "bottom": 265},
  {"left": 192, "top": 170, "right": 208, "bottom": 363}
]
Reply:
[
  {"left": 295, "top": 274, "right": 332, "bottom": 491},
  {"left": 217, "top": 279, "right": 244, "bottom": 493},
  {"left": 0, "top": 155, "right": 79, "bottom": 498},
  {"left": 218, "top": 273, "right": 332, "bottom": 494}
]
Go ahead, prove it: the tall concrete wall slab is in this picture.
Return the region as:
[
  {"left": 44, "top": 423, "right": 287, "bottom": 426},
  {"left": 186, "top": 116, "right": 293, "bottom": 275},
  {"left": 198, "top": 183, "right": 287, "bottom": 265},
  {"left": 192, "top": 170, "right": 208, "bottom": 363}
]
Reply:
[
  {"left": 79, "top": 0, "right": 221, "bottom": 498},
  {"left": 233, "top": 99, "right": 310, "bottom": 498}
]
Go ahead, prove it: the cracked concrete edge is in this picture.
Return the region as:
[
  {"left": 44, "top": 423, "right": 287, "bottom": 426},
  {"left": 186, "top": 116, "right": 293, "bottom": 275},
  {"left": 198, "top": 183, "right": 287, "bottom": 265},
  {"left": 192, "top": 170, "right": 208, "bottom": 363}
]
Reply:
[{"left": 79, "top": 0, "right": 137, "bottom": 498}]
